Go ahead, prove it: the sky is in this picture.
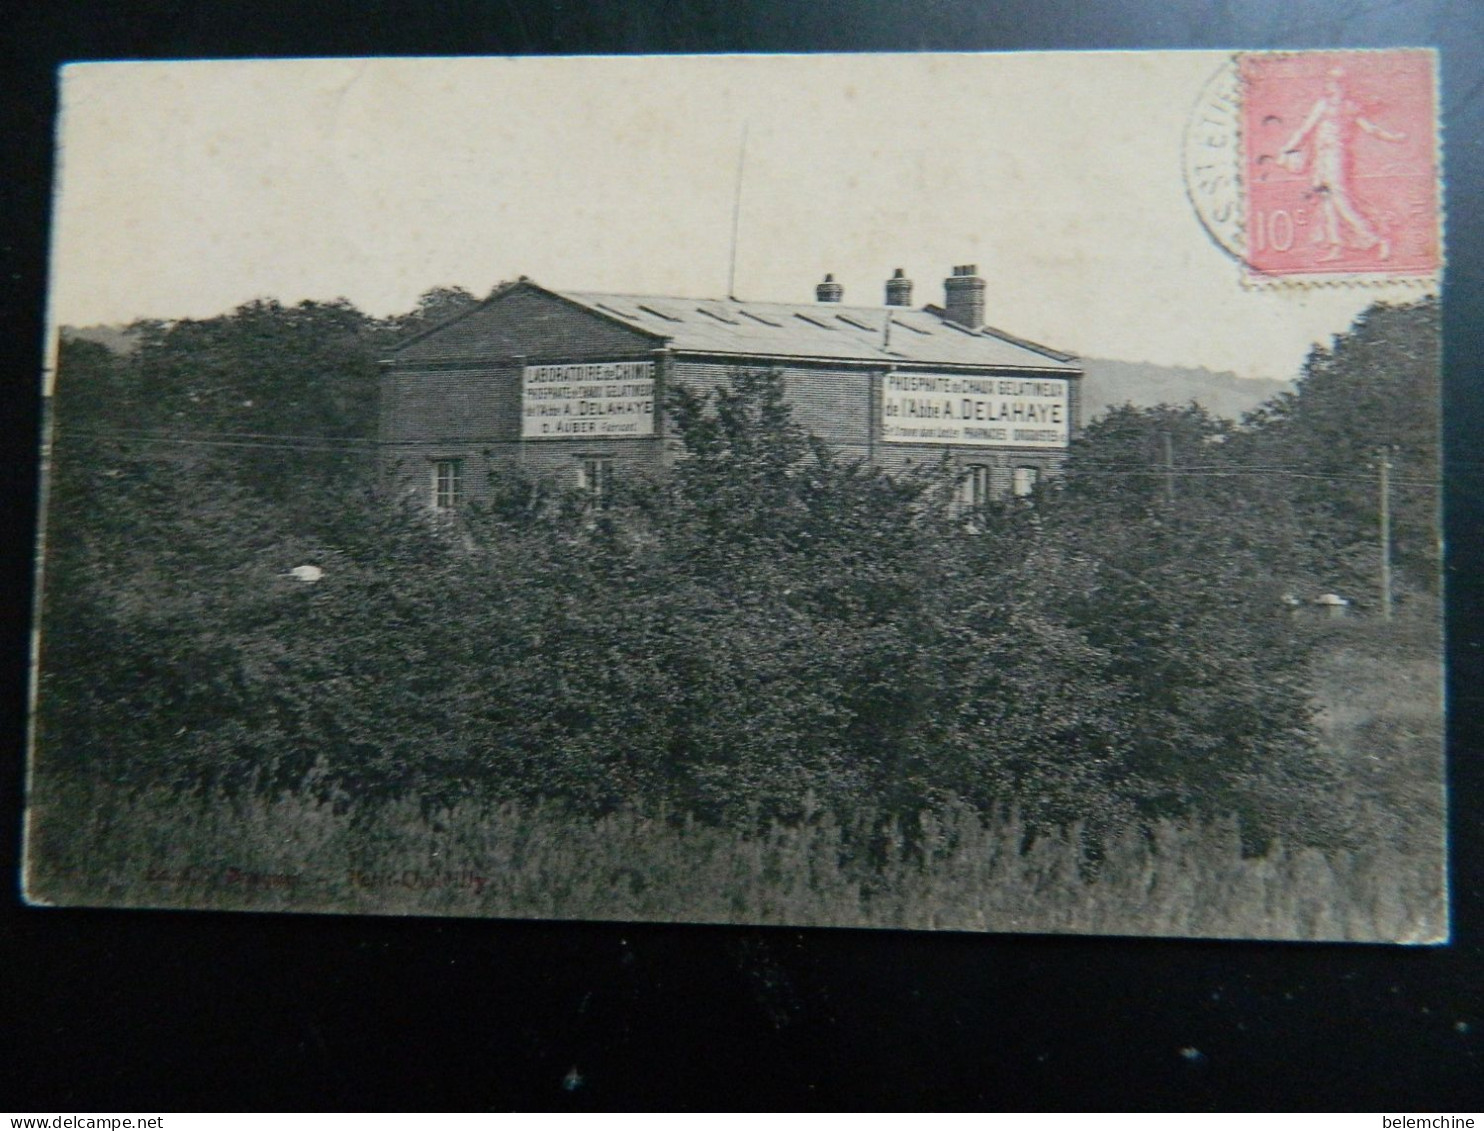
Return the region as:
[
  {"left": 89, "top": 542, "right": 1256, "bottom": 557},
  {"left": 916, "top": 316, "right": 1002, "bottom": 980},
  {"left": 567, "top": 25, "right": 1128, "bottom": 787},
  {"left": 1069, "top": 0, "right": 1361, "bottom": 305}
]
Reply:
[{"left": 47, "top": 52, "right": 1439, "bottom": 383}]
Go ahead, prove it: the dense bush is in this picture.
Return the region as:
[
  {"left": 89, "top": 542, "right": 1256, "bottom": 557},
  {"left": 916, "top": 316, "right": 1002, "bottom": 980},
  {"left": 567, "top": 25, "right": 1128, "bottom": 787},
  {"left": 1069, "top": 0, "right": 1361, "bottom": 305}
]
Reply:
[{"left": 34, "top": 297, "right": 1441, "bottom": 855}]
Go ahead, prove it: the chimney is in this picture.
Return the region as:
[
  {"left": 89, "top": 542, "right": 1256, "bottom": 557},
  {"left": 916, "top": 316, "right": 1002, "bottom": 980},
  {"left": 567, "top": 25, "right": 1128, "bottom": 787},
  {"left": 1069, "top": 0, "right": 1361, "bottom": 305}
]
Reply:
[
  {"left": 885, "top": 268, "right": 913, "bottom": 307},
  {"left": 943, "top": 264, "right": 985, "bottom": 328},
  {"left": 815, "top": 273, "right": 843, "bottom": 303}
]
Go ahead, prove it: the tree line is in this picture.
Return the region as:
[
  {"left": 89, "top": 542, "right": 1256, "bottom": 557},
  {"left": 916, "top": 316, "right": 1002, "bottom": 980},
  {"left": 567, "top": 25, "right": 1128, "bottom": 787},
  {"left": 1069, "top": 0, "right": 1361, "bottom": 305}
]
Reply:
[{"left": 36, "top": 292, "right": 1440, "bottom": 851}]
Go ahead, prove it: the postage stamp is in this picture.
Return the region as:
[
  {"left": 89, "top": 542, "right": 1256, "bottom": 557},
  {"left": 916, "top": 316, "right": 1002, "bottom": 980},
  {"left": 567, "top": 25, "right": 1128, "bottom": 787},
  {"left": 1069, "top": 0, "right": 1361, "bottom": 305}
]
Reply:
[{"left": 1185, "top": 49, "right": 1441, "bottom": 285}]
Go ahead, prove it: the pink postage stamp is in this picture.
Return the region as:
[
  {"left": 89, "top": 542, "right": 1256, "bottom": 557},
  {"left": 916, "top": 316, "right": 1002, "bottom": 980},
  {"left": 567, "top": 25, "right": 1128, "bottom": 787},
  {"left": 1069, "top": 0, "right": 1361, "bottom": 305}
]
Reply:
[{"left": 1241, "top": 51, "right": 1440, "bottom": 280}]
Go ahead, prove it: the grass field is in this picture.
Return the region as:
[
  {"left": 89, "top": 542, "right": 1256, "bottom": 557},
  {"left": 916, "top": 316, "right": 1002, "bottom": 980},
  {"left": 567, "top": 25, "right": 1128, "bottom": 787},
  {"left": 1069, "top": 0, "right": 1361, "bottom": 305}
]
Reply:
[
  {"left": 1305, "top": 606, "right": 1447, "bottom": 862},
  {"left": 23, "top": 608, "right": 1447, "bottom": 943}
]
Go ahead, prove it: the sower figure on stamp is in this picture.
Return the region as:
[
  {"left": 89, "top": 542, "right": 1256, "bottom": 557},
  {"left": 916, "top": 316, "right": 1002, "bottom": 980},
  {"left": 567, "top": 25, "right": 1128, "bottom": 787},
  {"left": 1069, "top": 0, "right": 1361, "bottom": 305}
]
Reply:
[{"left": 1279, "top": 66, "right": 1407, "bottom": 261}]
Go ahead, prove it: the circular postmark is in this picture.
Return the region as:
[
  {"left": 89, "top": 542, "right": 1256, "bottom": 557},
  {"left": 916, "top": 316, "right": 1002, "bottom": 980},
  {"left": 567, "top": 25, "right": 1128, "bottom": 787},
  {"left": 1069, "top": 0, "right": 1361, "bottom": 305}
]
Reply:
[
  {"left": 1183, "top": 50, "right": 1442, "bottom": 286},
  {"left": 1181, "top": 55, "right": 1247, "bottom": 270}
]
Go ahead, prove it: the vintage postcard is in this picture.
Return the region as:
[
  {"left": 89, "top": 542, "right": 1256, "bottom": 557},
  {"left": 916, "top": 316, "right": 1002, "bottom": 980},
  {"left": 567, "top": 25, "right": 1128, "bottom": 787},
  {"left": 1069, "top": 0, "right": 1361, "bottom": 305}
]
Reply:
[{"left": 25, "top": 51, "right": 1445, "bottom": 941}]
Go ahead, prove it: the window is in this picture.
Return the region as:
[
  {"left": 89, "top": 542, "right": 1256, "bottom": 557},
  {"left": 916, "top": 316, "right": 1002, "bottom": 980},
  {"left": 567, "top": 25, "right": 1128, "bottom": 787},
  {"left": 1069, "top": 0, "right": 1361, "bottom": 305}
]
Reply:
[
  {"left": 1012, "top": 466, "right": 1040, "bottom": 497},
  {"left": 695, "top": 306, "right": 739, "bottom": 324},
  {"left": 959, "top": 464, "right": 991, "bottom": 510},
  {"left": 738, "top": 309, "right": 783, "bottom": 327},
  {"left": 432, "top": 459, "right": 464, "bottom": 510},
  {"left": 594, "top": 301, "right": 643, "bottom": 320},
  {"left": 576, "top": 456, "right": 614, "bottom": 506},
  {"left": 792, "top": 312, "right": 837, "bottom": 330}
]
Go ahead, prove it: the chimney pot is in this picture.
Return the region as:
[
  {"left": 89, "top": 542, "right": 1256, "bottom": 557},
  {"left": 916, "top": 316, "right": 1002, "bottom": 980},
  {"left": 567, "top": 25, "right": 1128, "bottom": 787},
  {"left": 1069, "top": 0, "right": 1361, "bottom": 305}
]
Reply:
[
  {"left": 885, "top": 267, "right": 913, "bottom": 307},
  {"left": 943, "top": 264, "right": 986, "bottom": 328},
  {"left": 816, "top": 273, "right": 844, "bottom": 303}
]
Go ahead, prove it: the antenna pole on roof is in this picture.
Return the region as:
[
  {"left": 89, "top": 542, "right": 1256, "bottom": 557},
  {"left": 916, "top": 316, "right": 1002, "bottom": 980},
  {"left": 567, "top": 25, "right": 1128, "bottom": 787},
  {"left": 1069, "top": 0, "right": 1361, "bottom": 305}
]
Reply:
[{"left": 727, "top": 123, "right": 749, "bottom": 301}]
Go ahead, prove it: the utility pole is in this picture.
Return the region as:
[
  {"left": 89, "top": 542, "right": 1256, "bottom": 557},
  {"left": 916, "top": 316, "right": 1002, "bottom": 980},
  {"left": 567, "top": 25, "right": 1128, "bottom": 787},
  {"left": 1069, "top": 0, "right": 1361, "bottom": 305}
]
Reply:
[
  {"left": 1161, "top": 431, "right": 1175, "bottom": 506},
  {"left": 1379, "top": 447, "right": 1393, "bottom": 621}
]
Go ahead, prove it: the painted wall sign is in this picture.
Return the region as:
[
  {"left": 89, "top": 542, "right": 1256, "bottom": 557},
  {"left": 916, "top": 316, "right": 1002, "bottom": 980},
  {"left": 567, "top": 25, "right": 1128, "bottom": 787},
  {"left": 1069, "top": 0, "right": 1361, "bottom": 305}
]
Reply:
[
  {"left": 522, "top": 361, "right": 656, "bottom": 438},
  {"left": 880, "top": 373, "right": 1069, "bottom": 448}
]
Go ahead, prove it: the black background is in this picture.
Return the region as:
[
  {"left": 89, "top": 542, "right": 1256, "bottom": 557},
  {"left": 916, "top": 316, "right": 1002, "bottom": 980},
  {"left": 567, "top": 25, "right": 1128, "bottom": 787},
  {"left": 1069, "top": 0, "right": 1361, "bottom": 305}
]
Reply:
[{"left": 4, "top": 0, "right": 1483, "bottom": 1112}]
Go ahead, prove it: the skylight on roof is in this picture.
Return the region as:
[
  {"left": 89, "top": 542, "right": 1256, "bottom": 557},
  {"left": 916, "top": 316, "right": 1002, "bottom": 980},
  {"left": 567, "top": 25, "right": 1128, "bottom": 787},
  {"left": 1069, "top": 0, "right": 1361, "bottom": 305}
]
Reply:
[
  {"left": 834, "top": 313, "right": 878, "bottom": 331},
  {"left": 695, "top": 306, "right": 740, "bottom": 325},
  {"left": 637, "top": 304, "right": 684, "bottom": 322},
  {"left": 792, "top": 313, "right": 837, "bottom": 330},
  {"left": 594, "top": 302, "right": 642, "bottom": 320},
  {"left": 738, "top": 309, "right": 783, "bottom": 327},
  {"left": 892, "top": 319, "right": 931, "bottom": 334}
]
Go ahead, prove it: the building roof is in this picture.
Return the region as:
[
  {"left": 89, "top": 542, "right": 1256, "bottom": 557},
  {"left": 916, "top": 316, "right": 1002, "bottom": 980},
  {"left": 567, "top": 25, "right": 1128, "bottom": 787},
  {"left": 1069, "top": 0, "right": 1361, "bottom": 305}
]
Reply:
[
  {"left": 390, "top": 280, "right": 1079, "bottom": 372},
  {"left": 558, "top": 289, "right": 1080, "bottom": 372}
]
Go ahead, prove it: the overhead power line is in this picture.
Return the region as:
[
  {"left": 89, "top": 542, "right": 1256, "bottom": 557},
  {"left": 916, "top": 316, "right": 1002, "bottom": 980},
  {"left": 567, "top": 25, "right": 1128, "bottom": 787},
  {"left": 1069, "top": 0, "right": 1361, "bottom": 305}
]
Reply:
[
  {"left": 62, "top": 426, "right": 378, "bottom": 445},
  {"left": 52, "top": 428, "right": 1440, "bottom": 488}
]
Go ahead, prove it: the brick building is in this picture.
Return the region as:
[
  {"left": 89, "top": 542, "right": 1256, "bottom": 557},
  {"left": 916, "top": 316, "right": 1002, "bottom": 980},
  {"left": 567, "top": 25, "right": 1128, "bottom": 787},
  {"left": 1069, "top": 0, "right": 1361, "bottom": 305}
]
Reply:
[{"left": 378, "top": 265, "right": 1082, "bottom": 509}]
